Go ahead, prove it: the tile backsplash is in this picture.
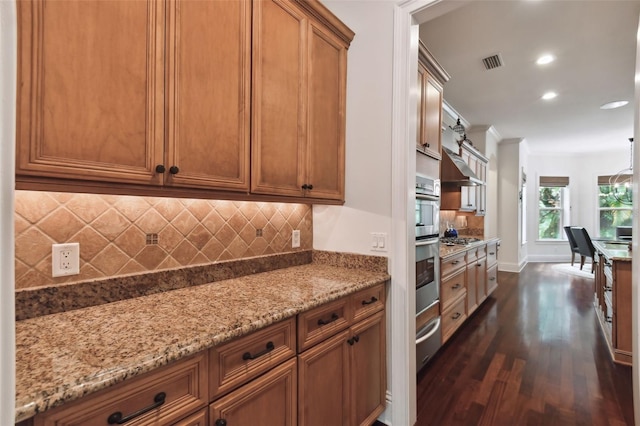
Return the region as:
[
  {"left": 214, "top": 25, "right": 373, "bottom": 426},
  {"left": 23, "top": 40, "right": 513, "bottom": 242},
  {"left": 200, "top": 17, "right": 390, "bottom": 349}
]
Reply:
[{"left": 15, "top": 191, "right": 312, "bottom": 289}]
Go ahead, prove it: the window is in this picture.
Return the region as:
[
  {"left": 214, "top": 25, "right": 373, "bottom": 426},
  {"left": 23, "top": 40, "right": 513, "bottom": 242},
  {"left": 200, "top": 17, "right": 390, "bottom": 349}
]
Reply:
[
  {"left": 538, "top": 176, "right": 569, "bottom": 240},
  {"left": 598, "top": 175, "right": 632, "bottom": 239}
]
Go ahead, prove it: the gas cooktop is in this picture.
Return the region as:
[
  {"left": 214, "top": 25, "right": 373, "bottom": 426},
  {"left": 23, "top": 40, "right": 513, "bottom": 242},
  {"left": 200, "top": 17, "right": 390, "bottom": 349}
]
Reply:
[{"left": 441, "top": 237, "right": 483, "bottom": 246}]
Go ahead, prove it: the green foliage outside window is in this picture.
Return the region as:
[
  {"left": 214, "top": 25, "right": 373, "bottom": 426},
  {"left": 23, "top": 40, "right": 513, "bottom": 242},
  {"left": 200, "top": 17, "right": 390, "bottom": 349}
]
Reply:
[
  {"left": 598, "top": 184, "right": 632, "bottom": 238},
  {"left": 538, "top": 187, "right": 562, "bottom": 239}
]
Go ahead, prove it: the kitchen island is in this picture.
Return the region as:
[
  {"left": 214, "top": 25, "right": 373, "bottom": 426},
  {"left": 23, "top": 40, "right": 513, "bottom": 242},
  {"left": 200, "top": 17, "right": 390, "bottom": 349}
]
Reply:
[
  {"left": 15, "top": 255, "right": 389, "bottom": 424},
  {"left": 592, "top": 240, "right": 632, "bottom": 365}
]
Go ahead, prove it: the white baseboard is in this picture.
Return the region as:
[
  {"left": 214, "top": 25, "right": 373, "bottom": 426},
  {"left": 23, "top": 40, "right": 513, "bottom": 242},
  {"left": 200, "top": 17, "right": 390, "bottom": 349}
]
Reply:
[
  {"left": 377, "top": 390, "right": 393, "bottom": 425},
  {"left": 498, "top": 260, "right": 527, "bottom": 273},
  {"left": 527, "top": 254, "right": 592, "bottom": 264}
]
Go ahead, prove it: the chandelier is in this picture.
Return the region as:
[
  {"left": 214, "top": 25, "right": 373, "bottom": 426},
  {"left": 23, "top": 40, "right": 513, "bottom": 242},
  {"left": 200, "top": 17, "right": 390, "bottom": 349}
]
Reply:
[{"left": 609, "top": 138, "right": 634, "bottom": 205}]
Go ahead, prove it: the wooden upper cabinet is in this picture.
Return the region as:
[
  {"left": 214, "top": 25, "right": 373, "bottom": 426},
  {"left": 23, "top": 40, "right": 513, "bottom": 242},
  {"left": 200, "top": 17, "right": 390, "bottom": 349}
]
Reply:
[
  {"left": 252, "top": 0, "right": 353, "bottom": 202},
  {"left": 16, "top": 0, "right": 165, "bottom": 185},
  {"left": 251, "top": 0, "right": 307, "bottom": 198},
  {"left": 17, "top": 0, "right": 353, "bottom": 203},
  {"left": 417, "top": 41, "right": 449, "bottom": 161},
  {"left": 306, "top": 22, "right": 347, "bottom": 201},
  {"left": 165, "top": 0, "right": 251, "bottom": 191}
]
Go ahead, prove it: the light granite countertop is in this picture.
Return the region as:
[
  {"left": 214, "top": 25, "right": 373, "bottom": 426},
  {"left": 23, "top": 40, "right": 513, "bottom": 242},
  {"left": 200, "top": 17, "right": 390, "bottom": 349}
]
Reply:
[
  {"left": 593, "top": 240, "right": 632, "bottom": 262},
  {"left": 439, "top": 237, "right": 500, "bottom": 259},
  {"left": 15, "top": 263, "right": 389, "bottom": 423}
]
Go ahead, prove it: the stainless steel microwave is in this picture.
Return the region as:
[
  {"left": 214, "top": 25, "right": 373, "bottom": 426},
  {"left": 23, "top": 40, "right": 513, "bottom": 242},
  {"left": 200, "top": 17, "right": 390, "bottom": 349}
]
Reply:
[{"left": 416, "top": 174, "right": 440, "bottom": 240}]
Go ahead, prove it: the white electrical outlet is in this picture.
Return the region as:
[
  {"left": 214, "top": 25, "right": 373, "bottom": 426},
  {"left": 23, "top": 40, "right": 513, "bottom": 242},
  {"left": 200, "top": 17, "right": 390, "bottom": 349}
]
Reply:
[
  {"left": 52, "top": 243, "right": 80, "bottom": 277},
  {"left": 292, "top": 230, "right": 301, "bottom": 248}
]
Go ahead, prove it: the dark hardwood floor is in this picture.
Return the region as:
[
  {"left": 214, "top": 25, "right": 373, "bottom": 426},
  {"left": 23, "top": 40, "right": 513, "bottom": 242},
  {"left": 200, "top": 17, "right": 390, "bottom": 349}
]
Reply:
[{"left": 415, "top": 262, "right": 634, "bottom": 426}]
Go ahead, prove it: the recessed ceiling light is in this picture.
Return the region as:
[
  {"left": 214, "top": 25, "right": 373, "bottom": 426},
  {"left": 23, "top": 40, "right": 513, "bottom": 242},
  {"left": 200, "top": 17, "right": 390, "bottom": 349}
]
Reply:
[
  {"left": 542, "top": 92, "right": 557, "bottom": 100},
  {"left": 600, "top": 100, "right": 629, "bottom": 110},
  {"left": 536, "top": 54, "right": 555, "bottom": 65}
]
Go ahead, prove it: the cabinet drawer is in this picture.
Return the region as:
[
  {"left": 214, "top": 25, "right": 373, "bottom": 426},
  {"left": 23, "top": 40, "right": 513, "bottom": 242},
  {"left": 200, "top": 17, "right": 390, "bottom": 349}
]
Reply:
[
  {"left": 297, "top": 296, "right": 351, "bottom": 352},
  {"left": 476, "top": 244, "right": 487, "bottom": 260},
  {"left": 440, "top": 267, "right": 466, "bottom": 311},
  {"left": 209, "top": 318, "right": 296, "bottom": 400},
  {"left": 466, "top": 248, "right": 478, "bottom": 264},
  {"left": 486, "top": 242, "right": 498, "bottom": 267},
  {"left": 34, "top": 352, "right": 208, "bottom": 426},
  {"left": 441, "top": 252, "right": 466, "bottom": 278},
  {"left": 351, "top": 284, "right": 385, "bottom": 323},
  {"left": 441, "top": 297, "right": 467, "bottom": 343}
]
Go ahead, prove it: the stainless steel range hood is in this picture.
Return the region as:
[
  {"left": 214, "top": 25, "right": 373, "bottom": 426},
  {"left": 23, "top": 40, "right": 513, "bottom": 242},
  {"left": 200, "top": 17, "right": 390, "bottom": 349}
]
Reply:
[{"left": 441, "top": 146, "right": 482, "bottom": 186}]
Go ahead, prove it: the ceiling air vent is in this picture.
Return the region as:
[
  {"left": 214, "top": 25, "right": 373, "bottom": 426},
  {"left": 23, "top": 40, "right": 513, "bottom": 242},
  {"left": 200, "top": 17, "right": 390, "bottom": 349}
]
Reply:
[{"left": 482, "top": 54, "right": 503, "bottom": 70}]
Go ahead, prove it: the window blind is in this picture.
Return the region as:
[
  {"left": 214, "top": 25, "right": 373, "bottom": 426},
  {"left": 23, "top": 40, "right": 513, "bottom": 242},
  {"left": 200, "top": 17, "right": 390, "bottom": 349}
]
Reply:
[
  {"left": 598, "top": 175, "right": 632, "bottom": 185},
  {"left": 539, "top": 176, "right": 569, "bottom": 187}
]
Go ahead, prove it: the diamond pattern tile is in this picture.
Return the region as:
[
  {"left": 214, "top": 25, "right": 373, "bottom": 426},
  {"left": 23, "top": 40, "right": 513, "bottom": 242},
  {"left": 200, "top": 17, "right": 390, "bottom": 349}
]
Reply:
[{"left": 14, "top": 190, "right": 312, "bottom": 289}]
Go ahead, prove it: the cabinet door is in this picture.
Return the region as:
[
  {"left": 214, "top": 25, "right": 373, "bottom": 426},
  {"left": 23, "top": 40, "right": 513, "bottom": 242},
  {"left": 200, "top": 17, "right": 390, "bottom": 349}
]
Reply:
[
  {"left": 17, "top": 0, "right": 165, "bottom": 185},
  {"left": 476, "top": 258, "right": 487, "bottom": 304},
  {"left": 298, "top": 330, "right": 350, "bottom": 426},
  {"left": 466, "top": 263, "right": 478, "bottom": 315},
  {"left": 476, "top": 162, "right": 487, "bottom": 215},
  {"left": 251, "top": 0, "right": 307, "bottom": 197},
  {"left": 210, "top": 357, "right": 297, "bottom": 426},
  {"left": 350, "top": 310, "right": 386, "bottom": 426},
  {"left": 172, "top": 408, "right": 207, "bottom": 426},
  {"left": 305, "top": 22, "right": 347, "bottom": 201},
  {"left": 422, "top": 74, "right": 443, "bottom": 160},
  {"left": 416, "top": 62, "right": 428, "bottom": 151},
  {"left": 487, "top": 263, "right": 498, "bottom": 295},
  {"left": 165, "top": 0, "right": 251, "bottom": 191}
]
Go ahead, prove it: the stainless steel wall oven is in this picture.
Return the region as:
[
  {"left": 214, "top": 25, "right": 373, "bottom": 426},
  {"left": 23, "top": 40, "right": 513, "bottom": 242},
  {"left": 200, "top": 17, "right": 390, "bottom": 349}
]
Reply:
[{"left": 415, "top": 173, "right": 441, "bottom": 373}]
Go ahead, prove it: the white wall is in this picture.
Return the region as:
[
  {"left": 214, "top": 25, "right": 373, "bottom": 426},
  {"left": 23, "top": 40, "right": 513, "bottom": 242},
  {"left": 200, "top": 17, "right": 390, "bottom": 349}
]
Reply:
[
  {"left": 313, "top": 2, "right": 394, "bottom": 255},
  {"left": 498, "top": 139, "right": 526, "bottom": 272},
  {"left": 0, "top": 2, "right": 16, "bottom": 424},
  {"left": 467, "top": 125, "right": 500, "bottom": 239},
  {"left": 526, "top": 148, "right": 629, "bottom": 262}
]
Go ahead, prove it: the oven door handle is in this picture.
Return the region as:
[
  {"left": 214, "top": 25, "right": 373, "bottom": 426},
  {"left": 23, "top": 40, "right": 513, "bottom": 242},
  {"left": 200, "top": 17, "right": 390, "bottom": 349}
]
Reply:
[
  {"left": 416, "top": 238, "right": 439, "bottom": 247},
  {"left": 416, "top": 317, "right": 441, "bottom": 345},
  {"left": 416, "top": 194, "right": 440, "bottom": 202}
]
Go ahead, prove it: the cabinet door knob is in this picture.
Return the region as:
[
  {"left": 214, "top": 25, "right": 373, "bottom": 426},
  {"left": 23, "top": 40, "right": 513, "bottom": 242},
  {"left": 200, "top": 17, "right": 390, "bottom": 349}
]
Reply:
[
  {"left": 169, "top": 166, "right": 179, "bottom": 175},
  {"left": 301, "top": 184, "right": 308, "bottom": 190},
  {"left": 215, "top": 420, "right": 227, "bottom": 426},
  {"left": 155, "top": 165, "right": 166, "bottom": 173}
]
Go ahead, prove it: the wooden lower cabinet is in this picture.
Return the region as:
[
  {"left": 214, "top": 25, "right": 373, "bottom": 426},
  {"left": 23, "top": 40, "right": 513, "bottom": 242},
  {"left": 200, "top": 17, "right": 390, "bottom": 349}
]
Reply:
[
  {"left": 593, "top": 245, "right": 632, "bottom": 365},
  {"left": 26, "top": 286, "right": 387, "bottom": 426},
  {"left": 350, "top": 311, "right": 386, "bottom": 426},
  {"left": 466, "top": 262, "right": 478, "bottom": 315},
  {"left": 209, "top": 358, "right": 297, "bottom": 426},
  {"left": 33, "top": 352, "right": 209, "bottom": 426},
  {"left": 298, "top": 289, "right": 386, "bottom": 426},
  {"left": 173, "top": 408, "right": 208, "bottom": 426},
  {"left": 298, "top": 330, "right": 351, "bottom": 425}
]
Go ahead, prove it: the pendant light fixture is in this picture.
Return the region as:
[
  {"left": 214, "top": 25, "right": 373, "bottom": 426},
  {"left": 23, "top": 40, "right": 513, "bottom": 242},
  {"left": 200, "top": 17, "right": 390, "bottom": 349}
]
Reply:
[
  {"left": 451, "top": 118, "right": 465, "bottom": 139},
  {"left": 609, "top": 138, "right": 634, "bottom": 205}
]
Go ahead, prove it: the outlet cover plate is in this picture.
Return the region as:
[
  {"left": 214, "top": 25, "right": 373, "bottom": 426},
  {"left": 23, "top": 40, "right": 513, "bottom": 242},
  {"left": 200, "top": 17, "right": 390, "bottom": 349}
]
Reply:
[
  {"left": 292, "top": 230, "right": 301, "bottom": 248},
  {"left": 52, "top": 243, "right": 80, "bottom": 277}
]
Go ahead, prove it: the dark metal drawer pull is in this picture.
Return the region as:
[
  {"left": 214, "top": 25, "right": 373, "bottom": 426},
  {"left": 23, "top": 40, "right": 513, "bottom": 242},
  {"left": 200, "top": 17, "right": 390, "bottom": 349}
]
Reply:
[
  {"left": 489, "top": 252, "right": 495, "bottom": 255},
  {"left": 242, "top": 341, "right": 275, "bottom": 361},
  {"left": 107, "top": 392, "right": 166, "bottom": 424},
  {"left": 451, "top": 260, "right": 460, "bottom": 265},
  {"left": 318, "top": 313, "right": 339, "bottom": 326},
  {"left": 452, "top": 283, "right": 461, "bottom": 290},
  {"left": 452, "top": 312, "right": 461, "bottom": 320},
  {"left": 489, "top": 277, "right": 496, "bottom": 281},
  {"left": 362, "top": 296, "right": 378, "bottom": 305},
  {"left": 215, "top": 419, "right": 227, "bottom": 426},
  {"left": 347, "top": 335, "right": 360, "bottom": 345}
]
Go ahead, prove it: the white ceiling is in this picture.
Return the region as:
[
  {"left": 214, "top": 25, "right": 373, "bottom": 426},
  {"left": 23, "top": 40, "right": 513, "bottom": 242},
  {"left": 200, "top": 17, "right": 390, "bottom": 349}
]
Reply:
[{"left": 419, "top": 0, "right": 640, "bottom": 154}]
